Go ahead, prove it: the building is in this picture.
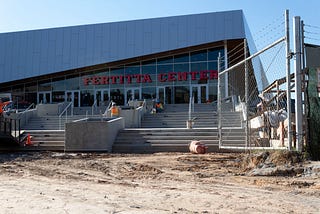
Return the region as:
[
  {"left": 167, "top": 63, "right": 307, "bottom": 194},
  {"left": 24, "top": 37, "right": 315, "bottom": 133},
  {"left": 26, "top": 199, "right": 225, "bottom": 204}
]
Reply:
[{"left": 0, "top": 10, "right": 264, "bottom": 108}]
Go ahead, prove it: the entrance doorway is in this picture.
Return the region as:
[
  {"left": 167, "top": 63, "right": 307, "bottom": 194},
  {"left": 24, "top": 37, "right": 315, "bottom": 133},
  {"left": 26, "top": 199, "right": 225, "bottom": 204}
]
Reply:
[
  {"left": 157, "top": 86, "right": 172, "bottom": 104},
  {"left": 94, "top": 89, "right": 110, "bottom": 106},
  {"left": 65, "top": 90, "right": 80, "bottom": 107},
  {"left": 190, "top": 84, "right": 208, "bottom": 103},
  {"left": 38, "top": 92, "right": 51, "bottom": 104},
  {"left": 125, "top": 88, "right": 141, "bottom": 104}
]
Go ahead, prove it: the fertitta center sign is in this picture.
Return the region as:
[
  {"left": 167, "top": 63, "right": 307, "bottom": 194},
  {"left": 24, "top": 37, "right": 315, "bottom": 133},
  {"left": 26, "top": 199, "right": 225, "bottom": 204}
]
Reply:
[{"left": 83, "top": 70, "right": 218, "bottom": 85}]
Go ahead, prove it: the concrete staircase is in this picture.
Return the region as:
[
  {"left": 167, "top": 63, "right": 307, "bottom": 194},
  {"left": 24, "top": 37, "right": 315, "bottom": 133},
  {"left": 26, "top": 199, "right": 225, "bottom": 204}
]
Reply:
[
  {"left": 22, "top": 130, "right": 65, "bottom": 151},
  {"left": 141, "top": 104, "right": 242, "bottom": 128},
  {"left": 112, "top": 128, "right": 246, "bottom": 153},
  {"left": 20, "top": 115, "right": 90, "bottom": 151},
  {"left": 112, "top": 103, "right": 246, "bottom": 153}
]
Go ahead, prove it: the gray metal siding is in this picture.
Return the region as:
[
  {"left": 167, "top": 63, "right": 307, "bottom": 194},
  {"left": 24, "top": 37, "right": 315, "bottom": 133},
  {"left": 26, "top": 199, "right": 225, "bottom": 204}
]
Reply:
[{"left": 0, "top": 10, "right": 247, "bottom": 83}]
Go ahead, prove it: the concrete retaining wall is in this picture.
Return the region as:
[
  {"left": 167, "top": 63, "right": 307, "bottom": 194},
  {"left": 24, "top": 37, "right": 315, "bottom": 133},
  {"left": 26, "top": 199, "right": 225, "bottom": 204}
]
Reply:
[
  {"left": 65, "top": 117, "right": 125, "bottom": 152},
  {"left": 37, "top": 103, "right": 60, "bottom": 116}
]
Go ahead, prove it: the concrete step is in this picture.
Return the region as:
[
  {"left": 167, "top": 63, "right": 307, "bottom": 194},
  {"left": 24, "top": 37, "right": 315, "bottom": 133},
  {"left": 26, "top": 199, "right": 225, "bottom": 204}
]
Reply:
[{"left": 112, "top": 127, "right": 246, "bottom": 153}]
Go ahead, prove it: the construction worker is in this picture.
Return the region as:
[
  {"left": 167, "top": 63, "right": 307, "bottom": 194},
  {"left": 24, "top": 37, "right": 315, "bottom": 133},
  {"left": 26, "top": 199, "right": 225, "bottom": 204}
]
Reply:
[
  {"left": 155, "top": 100, "right": 163, "bottom": 113},
  {"left": 109, "top": 102, "right": 120, "bottom": 118}
]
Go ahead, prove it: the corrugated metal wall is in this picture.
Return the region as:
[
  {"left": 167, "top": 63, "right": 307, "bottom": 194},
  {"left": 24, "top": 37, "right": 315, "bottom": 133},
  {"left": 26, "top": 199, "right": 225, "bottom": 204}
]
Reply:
[{"left": 0, "top": 10, "right": 245, "bottom": 84}]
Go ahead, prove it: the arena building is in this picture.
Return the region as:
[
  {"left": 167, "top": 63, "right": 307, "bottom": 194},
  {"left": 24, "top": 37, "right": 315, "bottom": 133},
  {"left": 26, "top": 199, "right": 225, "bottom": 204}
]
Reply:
[{"left": 0, "top": 10, "right": 265, "bottom": 108}]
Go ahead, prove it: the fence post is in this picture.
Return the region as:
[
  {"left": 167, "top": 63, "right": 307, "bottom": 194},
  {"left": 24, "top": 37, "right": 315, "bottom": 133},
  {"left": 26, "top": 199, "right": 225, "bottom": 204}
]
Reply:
[
  {"left": 218, "top": 52, "right": 222, "bottom": 148},
  {"left": 244, "top": 39, "right": 249, "bottom": 149},
  {"left": 285, "top": 9, "right": 292, "bottom": 151},
  {"left": 293, "top": 16, "right": 303, "bottom": 152}
]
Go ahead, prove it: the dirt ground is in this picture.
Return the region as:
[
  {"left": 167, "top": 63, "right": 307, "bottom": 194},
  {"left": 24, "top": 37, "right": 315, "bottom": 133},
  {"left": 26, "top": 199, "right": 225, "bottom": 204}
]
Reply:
[{"left": 0, "top": 151, "right": 319, "bottom": 214}]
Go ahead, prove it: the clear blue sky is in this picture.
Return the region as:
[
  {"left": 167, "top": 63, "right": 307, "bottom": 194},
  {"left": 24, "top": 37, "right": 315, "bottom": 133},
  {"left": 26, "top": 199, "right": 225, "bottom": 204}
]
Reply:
[{"left": 0, "top": 0, "right": 319, "bottom": 45}]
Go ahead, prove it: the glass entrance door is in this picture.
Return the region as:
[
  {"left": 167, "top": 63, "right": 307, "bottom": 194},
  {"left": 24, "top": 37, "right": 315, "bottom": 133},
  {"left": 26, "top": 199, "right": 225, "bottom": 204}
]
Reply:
[
  {"left": 125, "top": 88, "right": 141, "bottom": 104},
  {"left": 157, "top": 86, "right": 172, "bottom": 104},
  {"left": 38, "top": 92, "right": 51, "bottom": 104},
  {"left": 95, "top": 89, "right": 110, "bottom": 106},
  {"left": 65, "top": 90, "right": 80, "bottom": 107},
  {"left": 190, "top": 84, "right": 208, "bottom": 104}
]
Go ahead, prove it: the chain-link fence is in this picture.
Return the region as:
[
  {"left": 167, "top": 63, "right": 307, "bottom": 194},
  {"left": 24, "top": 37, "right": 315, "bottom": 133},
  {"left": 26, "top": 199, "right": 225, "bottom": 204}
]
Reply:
[{"left": 218, "top": 12, "right": 292, "bottom": 150}]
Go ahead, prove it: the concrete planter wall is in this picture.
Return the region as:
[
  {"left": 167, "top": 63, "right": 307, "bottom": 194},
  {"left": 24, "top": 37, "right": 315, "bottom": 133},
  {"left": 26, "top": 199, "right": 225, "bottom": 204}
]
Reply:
[{"left": 65, "top": 117, "right": 125, "bottom": 152}]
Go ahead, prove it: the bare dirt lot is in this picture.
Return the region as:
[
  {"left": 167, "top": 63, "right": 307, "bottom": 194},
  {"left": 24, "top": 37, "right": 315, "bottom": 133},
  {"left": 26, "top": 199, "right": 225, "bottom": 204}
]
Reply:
[{"left": 0, "top": 151, "right": 319, "bottom": 213}]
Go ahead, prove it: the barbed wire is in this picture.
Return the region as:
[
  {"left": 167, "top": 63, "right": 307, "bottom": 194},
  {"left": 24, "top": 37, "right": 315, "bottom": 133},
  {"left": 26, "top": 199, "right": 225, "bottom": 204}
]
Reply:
[
  {"left": 252, "top": 13, "right": 285, "bottom": 50},
  {"left": 304, "top": 24, "right": 320, "bottom": 29},
  {"left": 305, "top": 36, "right": 320, "bottom": 41}
]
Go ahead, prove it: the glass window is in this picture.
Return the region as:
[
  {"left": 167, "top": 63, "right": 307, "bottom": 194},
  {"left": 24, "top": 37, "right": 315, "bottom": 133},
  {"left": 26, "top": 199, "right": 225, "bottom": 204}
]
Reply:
[
  {"left": 25, "top": 92, "right": 37, "bottom": 105},
  {"left": 92, "top": 70, "right": 110, "bottom": 89},
  {"left": 65, "top": 74, "right": 80, "bottom": 90},
  {"left": 141, "top": 87, "right": 156, "bottom": 100},
  {"left": 81, "top": 90, "right": 94, "bottom": 107},
  {"left": 174, "top": 53, "right": 189, "bottom": 63},
  {"left": 174, "top": 63, "right": 189, "bottom": 85},
  {"left": 142, "top": 59, "right": 156, "bottom": 65},
  {"left": 208, "top": 61, "right": 218, "bottom": 71},
  {"left": 190, "top": 50, "right": 207, "bottom": 62},
  {"left": 25, "top": 82, "right": 37, "bottom": 92},
  {"left": 110, "top": 88, "right": 124, "bottom": 105},
  {"left": 191, "top": 62, "right": 208, "bottom": 84},
  {"left": 110, "top": 67, "right": 124, "bottom": 88},
  {"left": 208, "top": 84, "right": 218, "bottom": 102},
  {"left": 125, "top": 65, "right": 140, "bottom": 75},
  {"left": 52, "top": 91, "right": 65, "bottom": 103},
  {"left": 208, "top": 48, "right": 224, "bottom": 61},
  {"left": 142, "top": 65, "right": 156, "bottom": 74},
  {"left": 157, "top": 56, "right": 173, "bottom": 65},
  {"left": 52, "top": 77, "right": 65, "bottom": 91},
  {"left": 157, "top": 64, "right": 173, "bottom": 73},
  {"left": 157, "top": 64, "right": 174, "bottom": 86},
  {"left": 174, "top": 86, "right": 189, "bottom": 104},
  {"left": 125, "top": 66, "right": 141, "bottom": 87},
  {"left": 39, "top": 79, "right": 52, "bottom": 91}
]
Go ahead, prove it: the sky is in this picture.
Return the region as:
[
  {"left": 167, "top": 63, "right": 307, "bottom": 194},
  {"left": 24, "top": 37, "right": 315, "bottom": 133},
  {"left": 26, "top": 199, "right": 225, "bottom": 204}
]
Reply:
[{"left": 0, "top": 0, "right": 319, "bottom": 46}]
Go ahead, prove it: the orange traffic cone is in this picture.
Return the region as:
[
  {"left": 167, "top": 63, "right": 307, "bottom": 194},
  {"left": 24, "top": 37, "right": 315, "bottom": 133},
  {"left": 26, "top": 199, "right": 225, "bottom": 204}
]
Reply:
[{"left": 25, "top": 134, "right": 33, "bottom": 146}]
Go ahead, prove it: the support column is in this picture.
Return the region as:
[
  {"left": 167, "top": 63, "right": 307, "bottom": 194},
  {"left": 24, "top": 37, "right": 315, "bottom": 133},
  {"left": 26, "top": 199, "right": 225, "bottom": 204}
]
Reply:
[
  {"left": 285, "top": 10, "right": 292, "bottom": 151},
  {"left": 293, "top": 16, "right": 303, "bottom": 152}
]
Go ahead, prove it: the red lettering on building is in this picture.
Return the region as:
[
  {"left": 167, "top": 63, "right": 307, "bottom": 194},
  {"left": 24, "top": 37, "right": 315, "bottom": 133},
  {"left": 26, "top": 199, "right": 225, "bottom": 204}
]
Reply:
[
  {"left": 168, "top": 72, "right": 176, "bottom": 81},
  {"left": 82, "top": 70, "right": 218, "bottom": 85},
  {"left": 189, "top": 71, "right": 198, "bottom": 80},
  {"left": 209, "top": 70, "right": 218, "bottom": 79},
  {"left": 142, "top": 74, "right": 152, "bottom": 83},
  {"left": 119, "top": 75, "right": 124, "bottom": 84},
  {"left": 101, "top": 76, "right": 109, "bottom": 84},
  {"left": 178, "top": 72, "right": 188, "bottom": 81},
  {"left": 83, "top": 77, "right": 90, "bottom": 85},
  {"left": 199, "top": 70, "right": 208, "bottom": 80},
  {"left": 93, "top": 76, "right": 100, "bottom": 84},
  {"left": 111, "top": 76, "right": 118, "bottom": 84},
  {"left": 125, "top": 75, "right": 132, "bottom": 84},
  {"left": 134, "top": 74, "right": 142, "bottom": 83},
  {"left": 158, "top": 73, "right": 167, "bottom": 82}
]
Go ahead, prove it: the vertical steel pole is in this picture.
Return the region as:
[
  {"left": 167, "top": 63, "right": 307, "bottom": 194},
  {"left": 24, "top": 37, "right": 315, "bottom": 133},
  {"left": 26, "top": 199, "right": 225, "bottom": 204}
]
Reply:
[
  {"left": 285, "top": 10, "right": 292, "bottom": 150},
  {"left": 293, "top": 16, "right": 303, "bottom": 152},
  {"left": 224, "top": 41, "right": 229, "bottom": 98},
  {"left": 244, "top": 39, "right": 249, "bottom": 149},
  {"left": 218, "top": 53, "right": 222, "bottom": 148},
  {"left": 301, "top": 20, "right": 305, "bottom": 70}
]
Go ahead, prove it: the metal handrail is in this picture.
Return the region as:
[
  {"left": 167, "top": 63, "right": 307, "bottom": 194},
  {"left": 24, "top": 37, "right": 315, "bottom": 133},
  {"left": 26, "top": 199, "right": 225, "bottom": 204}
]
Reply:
[
  {"left": 59, "top": 102, "right": 73, "bottom": 130},
  {"left": 103, "top": 101, "right": 113, "bottom": 116},
  {"left": 91, "top": 99, "right": 97, "bottom": 115},
  {"left": 188, "top": 96, "right": 194, "bottom": 121}
]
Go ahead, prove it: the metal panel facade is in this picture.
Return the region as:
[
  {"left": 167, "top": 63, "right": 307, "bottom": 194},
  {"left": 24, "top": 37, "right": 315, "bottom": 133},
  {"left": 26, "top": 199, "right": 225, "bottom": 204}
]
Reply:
[{"left": 0, "top": 10, "right": 246, "bottom": 84}]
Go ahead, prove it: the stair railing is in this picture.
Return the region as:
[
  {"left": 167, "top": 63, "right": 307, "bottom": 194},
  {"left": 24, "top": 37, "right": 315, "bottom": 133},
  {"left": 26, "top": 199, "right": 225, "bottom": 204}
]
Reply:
[
  {"left": 188, "top": 95, "right": 194, "bottom": 121},
  {"left": 91, "top": 99, "right": 97, "bottom": 115},
  {"left": 103, "top": 101, "right": 113, "bottom": 117},
  {"left": 59, "top": 102, "right": 73, "bottom": 130}
]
